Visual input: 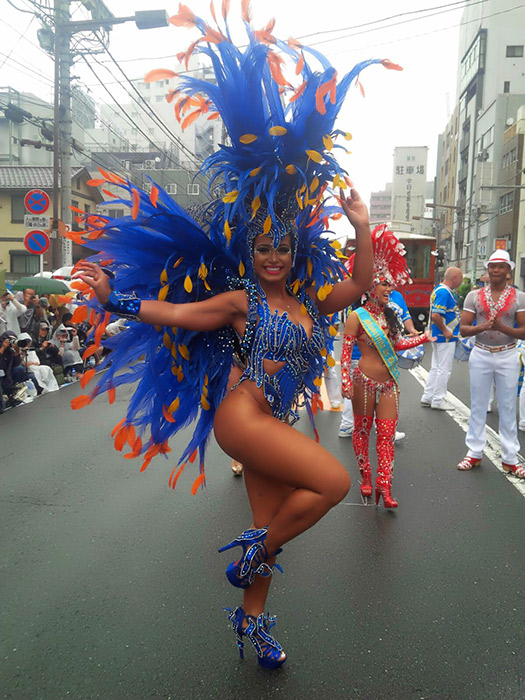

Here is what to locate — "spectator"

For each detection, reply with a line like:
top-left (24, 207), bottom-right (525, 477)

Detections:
top-left (16, 332), bottom-right (59, 394)
top-left (0, 330), bottom-right (26, 409)
top-left (19, 288), bottom-right (46, 341)
top-left (0, 291), bottom-right (27, 336)
top-left (53, 325), bottom-right (83, 380)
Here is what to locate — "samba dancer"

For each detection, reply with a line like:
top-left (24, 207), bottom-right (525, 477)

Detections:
top-left (71, 3), bottom-right (403, 669)
top-left (341, 227), bottom-right (433, 507)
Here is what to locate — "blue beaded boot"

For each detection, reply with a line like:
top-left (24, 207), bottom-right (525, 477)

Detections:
top-left (226, 606), bottom-right (286, 669)
top-left (218, 527), bottom-right (282, 589)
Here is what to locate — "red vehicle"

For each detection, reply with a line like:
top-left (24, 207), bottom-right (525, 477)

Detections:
top-left (343, 226), bottom-right (437, 330)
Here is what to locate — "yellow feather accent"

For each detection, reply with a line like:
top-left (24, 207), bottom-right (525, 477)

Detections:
top-left (345, 149), bottom-right (352, 155)
top-left (171, 345), bottom-right (178, 359)
top-left (154, 325), bottom-right (162, 332)
top-left (201, 395), bottom-right (210, 411)
top-left (309, 177), bottom-right (319, 193)
top-left (177, 370), bottom-right (184, 382)
top-left (198, 263), bottom-right (208, 279)
top-left (171, 326), bottom-right (178, 335)
top-left (184, 275), bottom-right (193, 293)
top-left (202, 384), bottom-right (208, 397)
top-left (320, 347), bottom-right (327, 357)
top-left (239, 261), bottom-right (245, 277)
top-left (299, 184), bottom-right (306, 195)
top-left (204, 374), bottom-right (208, 385)
top-left (240, 134), bottom-right (257, 144)
top-left (249, 166), bottom-right (262, 177)
top-left (178, 344), bottom-right (190, 361)
top-left (300, 303), bottom-right (308, 316)
top-left (306, 259), bottom-right (313, 277)
top-left (251, 196), bottom-right (261, 219)
top-left (296, 191), bottom-right (304, 210)
top-left (313, 376), bottom-right (322, 387)
top-left (344, 132), bottom-right (353, 141)
top-left (285, 164), bottom-right (297, 174)
top-left (171, 364), bottom-right (178, 375)
top-left (291, 279), bottom-right (300, 295)
top-left (224, 219), bottom-right (232, 243)
top-left (326, 354), bottom-right (336, 367)
top-left (317, 286), bottom-right (327, 301)
top-left (173, 256), bottom-right (183, 268)
top-left (222, 190), bottom-right (239, 204)
top-left (168, 397), bottom-right (180, 413)
top-left (306, 149), bottom-right (323, 163)
top-left (329, 325), bottom-right (337, 337)
top-left (331, 239), bottom-right (341, 249)
top-left (204, 279), bottom-right (211, 291)
top-left (158, 284), bottom-right (169, 301)
top-left (263, 214), bottom-right (272, 235)
top-left (160, 269), bottom-right (168, 284)
top-left (163, 332), bottom-right (172, 349)
top-left (323, 134), bottom-right (333, 151)
top-left (269, 126), bottom-right (287, 135)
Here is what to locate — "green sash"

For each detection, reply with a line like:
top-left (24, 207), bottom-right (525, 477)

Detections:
top-left (355, 307), bottom-right (399, 385)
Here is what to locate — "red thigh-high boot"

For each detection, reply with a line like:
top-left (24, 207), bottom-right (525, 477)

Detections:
top-left (352, 415), bottom-right (374, 498)
top-left (375, 418), bottom-right (398, 508)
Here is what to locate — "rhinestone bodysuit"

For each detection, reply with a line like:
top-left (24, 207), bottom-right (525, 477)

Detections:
top-left (235, 281), bottom-right (325, 424)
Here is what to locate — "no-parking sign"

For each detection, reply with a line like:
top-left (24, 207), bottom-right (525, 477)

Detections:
top-left (24, 189), bottom-right (50, 215)
top-left (24, 230), bottom-right (50, 255)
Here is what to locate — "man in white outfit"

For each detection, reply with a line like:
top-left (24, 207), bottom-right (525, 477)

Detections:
top-left (421, 267), bottom-right (463, 410)
top-left (457, 250), bottom-right (525, 478)
top-left (0, 291), bottom-right (27, 336)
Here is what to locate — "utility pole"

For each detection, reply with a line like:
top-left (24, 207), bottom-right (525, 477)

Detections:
top-left (471, 205), bottom-right (481, 284)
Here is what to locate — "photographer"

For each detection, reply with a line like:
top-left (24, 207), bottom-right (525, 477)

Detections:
top-left (17, 332), bottom-right (59, 394)
top-left (52, 325), bottom-right (83, 381)
top-left (0, 291), bottom-right (27, 336)
top-left (0, 331), bottom-right (26, 410)
top-left (19, 289), bottom-right (48, 342)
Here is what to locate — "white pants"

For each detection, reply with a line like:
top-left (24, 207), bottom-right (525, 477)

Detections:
top-left (324, 351), bottom-right (342, 406)
top-left (339, 359), bottom-right (359, 430)
top-left (466, 346), bottom-right (520, 463)
top-left (422, 341), bottom-right (456, 405)
top-left (30, 365), bottom-right (59, 393)
top-left (520, 379), bottom-right (525, 430)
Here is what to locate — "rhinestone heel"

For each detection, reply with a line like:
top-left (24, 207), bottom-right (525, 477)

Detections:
top-left (218, 527), bottom-right (283, 589)
top-left (226, 606), bottom-right (286, 669)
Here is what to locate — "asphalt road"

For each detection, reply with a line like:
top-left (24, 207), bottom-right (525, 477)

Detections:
top-left (1, 351), bottom-right (525, 700)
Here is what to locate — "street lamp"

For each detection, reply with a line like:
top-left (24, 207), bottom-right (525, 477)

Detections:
top-left (52, 8), bottom-right (169, 267)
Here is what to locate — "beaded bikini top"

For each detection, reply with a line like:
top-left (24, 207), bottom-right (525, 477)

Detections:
top-left (236, 280), bottom-right (325, 423)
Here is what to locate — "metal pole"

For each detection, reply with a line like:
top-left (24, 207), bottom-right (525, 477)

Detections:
top-left (471, 205), bottom-right (480, 283)
top-left (59, 0), bottom-right (72, 266)
top-left (52, 0), bottom-right (61, 270)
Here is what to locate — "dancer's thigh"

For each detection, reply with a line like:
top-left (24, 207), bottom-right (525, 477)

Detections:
top-left (214, 394), bottom-right (350, 497)
top-left (351, 382), bottom-right (375, 417)
top-left (375, 389), bottom-right (398, 420)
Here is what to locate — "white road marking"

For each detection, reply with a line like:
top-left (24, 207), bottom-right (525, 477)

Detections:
top-left (409, 365), bottom-right (525, 498)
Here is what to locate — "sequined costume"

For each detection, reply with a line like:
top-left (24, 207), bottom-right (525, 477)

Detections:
top-left (235, 281), bottom-right (324, 423)
top-left (68, 4), bottom-right (401, 491)
top-left (342, 226), bottom-right (430, 506)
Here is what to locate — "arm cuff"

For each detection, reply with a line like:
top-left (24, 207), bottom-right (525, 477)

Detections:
top-left (103, 291), bottom-right (141, 320)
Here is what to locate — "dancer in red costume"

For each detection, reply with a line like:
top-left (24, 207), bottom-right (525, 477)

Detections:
top-left (341, 226), bottom-right (434, 508)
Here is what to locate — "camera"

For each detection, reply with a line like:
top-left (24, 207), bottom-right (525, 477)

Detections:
top-left (17, 339), bottom-right (30, 348)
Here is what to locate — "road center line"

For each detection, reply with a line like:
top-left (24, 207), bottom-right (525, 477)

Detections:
top-left (409, 365), bottom-right (525, 498)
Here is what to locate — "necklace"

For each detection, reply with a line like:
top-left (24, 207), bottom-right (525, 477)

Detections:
top-left (479, 285), bottom-right (516, 319)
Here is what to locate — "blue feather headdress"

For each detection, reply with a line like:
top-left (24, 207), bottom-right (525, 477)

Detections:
top-left (69, 1), bottom-right (402, 492)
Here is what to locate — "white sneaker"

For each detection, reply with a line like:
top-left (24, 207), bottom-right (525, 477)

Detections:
top-left (519, 424), bottom-right (525, 432)
top-left (431, 402), bottom-right (451, 411)
top-left (395, 431), bottom-right (406, 442)
top-left (338, 425), bottom-right (353, 438)
top-left (420, 398), bottom-right (431, 406)
top-left (330, 401), bottom-right (342, 409)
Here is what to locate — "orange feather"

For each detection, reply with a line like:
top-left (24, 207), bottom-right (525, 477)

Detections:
top-left (221, 0), bottom-right (230, 19)
top-left (191, 471), bottom-right (206, 495)
top-left (381, 59), bottom-right (403, 71)
top-left (82, 345), bottom-right (100, 360)
top-left (108, 387), bottom-right (116, 404)
top-left (150, 186), bottom-right (159, 208)
top-left (144, 68), bottom-right (178, 83)
top-left (86, 178), bottom-right (106, 187)
top-left (162, 405), bottom-right (176, 423)
top-left (102, 189), bottom-right (118, 198)
top-left (169, 4), bottom-right (198, 27)
top-left (169, 463), bottom-right (186, 489)
top-left (111, 418), bottom-right (126, 438)
top-left (181, 110), bottom-right (202, 130)
top-left (241, 0), bottom-right (252, 23)
top-left (80, 368), bottom-right (95, 388)
top-left (71, 305), bottom-right (88, 323)
top-left (189, 448), bottom-right (198, 463)
top-left (71, 394), bottom-right (92, 410)
top-left (295, 55), bottom-right (304, 75)
top-left (131, 188), bottom-right (140, 219)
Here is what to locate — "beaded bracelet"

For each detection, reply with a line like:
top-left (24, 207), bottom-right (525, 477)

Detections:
top-left (103, 291), bottom-right (141, 320)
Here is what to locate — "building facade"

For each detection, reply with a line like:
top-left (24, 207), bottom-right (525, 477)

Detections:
top-left (391, 146), bottom-right (429, 234)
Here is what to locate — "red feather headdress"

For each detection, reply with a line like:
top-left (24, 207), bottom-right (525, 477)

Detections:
top-left (346, 224), bottom-right (412, 288)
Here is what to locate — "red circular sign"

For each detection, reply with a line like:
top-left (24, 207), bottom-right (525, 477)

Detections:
top-left (24, 189), bottom-right (50, 215)
top-left (24, 230), bottom-right (50, 255)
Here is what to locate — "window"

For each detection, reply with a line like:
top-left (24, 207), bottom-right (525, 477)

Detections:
top-left (166, 183), bottom-right (177, 194)
top-left (85, 204), bottom-right (91, 214)
top-left (113, 209), bottom-right (125, 218)
top-left (187, 183), bottom-right (200, 195)
top-left (11, 252), bottom-right (39, 274)
top-left (11, 194), bottom-right (25, 223)
top-left (72, 199), bottom-right (81, 231)
top-left (499, 191), bottom-right (515, 214)
top-left (506, 45), bottom-right (523, 57)
top-left (504, 81), bottom-right (510, 93)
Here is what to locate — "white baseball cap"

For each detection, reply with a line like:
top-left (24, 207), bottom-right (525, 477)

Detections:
top-left (485, 249), bottom-right (515, 270)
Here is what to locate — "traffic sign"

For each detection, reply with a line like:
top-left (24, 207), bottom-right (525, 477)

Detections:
top-left (24, 230), bottom-right (50, 255)
top-left (24, 189), bottom-right (50, 215)
top-left (24, 214), bottom-right (50, 229)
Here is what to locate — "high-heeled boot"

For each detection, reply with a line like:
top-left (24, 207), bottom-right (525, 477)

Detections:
top-left (226, 606), bottom-right (286, 669)
top-left (375, 417), bottom-right (398, 508)
top-left (218, 527), bottom-right (283, 589)
top-left (352, 415), bottom-right (374, 497)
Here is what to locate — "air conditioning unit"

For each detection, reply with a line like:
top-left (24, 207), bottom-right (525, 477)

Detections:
top-left (144, 160), bottom-right (155, 170)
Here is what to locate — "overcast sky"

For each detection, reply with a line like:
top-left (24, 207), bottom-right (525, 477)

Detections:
top-left (1, 0), bottom-right (475, 206)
